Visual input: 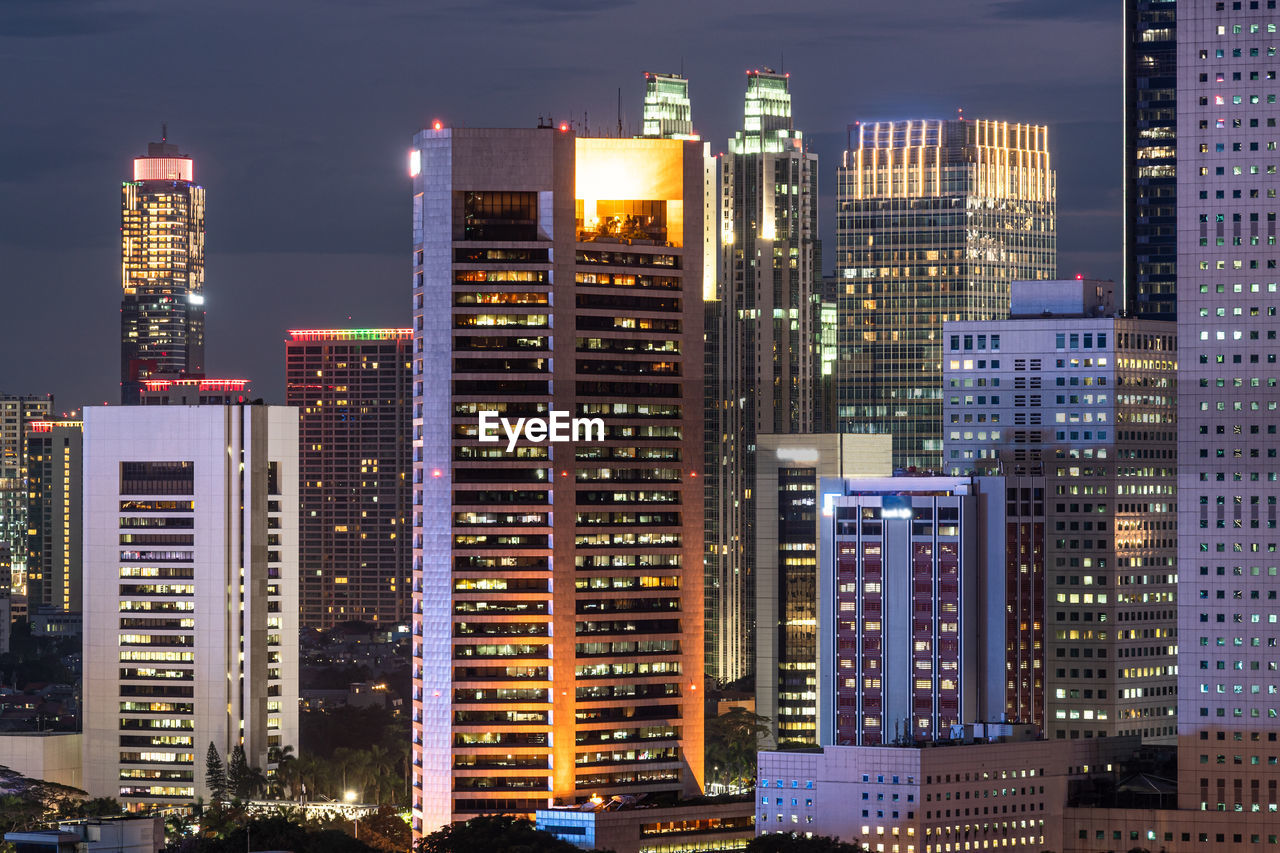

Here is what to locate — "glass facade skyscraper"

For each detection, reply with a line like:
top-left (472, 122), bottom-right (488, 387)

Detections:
top-left (641, 72), bottom-right (696, 140)
top-left (1126, 0), bottom-right (1179, 319)
top-left (706, 70), bottom-right (824, 685)
top-left (835, 118), bottom-right (1056, 471)
top-left (120, 135), bottom-right (206, 405)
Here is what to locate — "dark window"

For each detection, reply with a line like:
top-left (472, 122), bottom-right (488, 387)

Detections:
top-left (457, 191), bottom-right (538, 241)
top-left (120, 462), bottom-right (194, 496)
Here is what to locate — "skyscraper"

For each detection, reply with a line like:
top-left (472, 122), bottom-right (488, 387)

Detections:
top-left (409, 126), bottom-right (709, 833)
top-left (1125, 0), bottom-right (1178, 318)
top-left (836, 118), bottom-right (1056, 471)
top-left (706, 70), bottom-right (823, 685)
top-left (944, 280), bottom-right (1177, 743)
top-left (25, 418), bottom-right (83, 615)
top-left (120, 133), bottom-right (206, 405)
top-left (81, 405), bottom-right (299, 808)
top-left (753, 434), bottom-right (891, 747)
top-left (0, 394), bottom-right (54, 602)
top-left (641, 72), bottom-right (697, 140)
top-left (1176, 0), bottom-right (1280, 815)
top-left (285, 328), bottom-right (412, 628)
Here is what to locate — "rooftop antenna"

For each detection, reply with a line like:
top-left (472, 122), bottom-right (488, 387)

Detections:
top-left (161, 122), bottom-right (168, 143)
top-left (617, 87), bottom-right (623, 138)
top-left (780, 49), bottom-right (784, 74)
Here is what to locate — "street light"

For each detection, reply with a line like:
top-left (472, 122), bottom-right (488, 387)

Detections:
top-left (344, 790), bottom-right (357, 803)
top-left (344, 791), bottom-right (359, 840)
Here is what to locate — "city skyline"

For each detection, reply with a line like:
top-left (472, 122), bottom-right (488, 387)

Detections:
top-left (2, 1), bottom-right (1119, 412)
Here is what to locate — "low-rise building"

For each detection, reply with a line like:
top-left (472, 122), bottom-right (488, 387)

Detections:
top-left (537, 796), bottom-right (755, 853)
top-left (5, 816), bottom-right (162, 853)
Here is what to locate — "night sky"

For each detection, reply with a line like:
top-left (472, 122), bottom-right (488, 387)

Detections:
top-left (1, 0), bottom-right (1118, 412)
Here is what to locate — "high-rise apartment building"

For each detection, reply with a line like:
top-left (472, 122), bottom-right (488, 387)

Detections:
top-left (835, 118), bottom-right (1056, 471)
top-left (944, 280), bottom-right (1178, 743)
top-left (1125, 0), bottom-right (1179, 318)
top-left (753, 434), bottom-right (891, 747)
top-left (706, 70), bottom-right (824, 684)
top-left (82, 405), bottom-right (299, 808)
top-left (1176, 0), bottom-right (1280, 816)
top-left (26, 419), bottom-right (82, 615)
top-left (0, 394), bottom-right (54, 599)
top-left (815, 476), bottom-right (1040, 746)
top-left (641, 72), bottom-right (697, 140)
top-left (120, 134), bottom-right (205, 405)
top-left (409, 127), bottom-right (709, 833)
top-left (286, 328), bottom-right (412, 628)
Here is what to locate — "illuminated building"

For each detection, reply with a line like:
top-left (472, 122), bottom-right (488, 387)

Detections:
top-left (0, 394), bottom-right (54, 601)
top-left (409, 126), bottom-right (710, 833)
top-left (815, 475), bottom-right (1040, 745)
top-left (706, 69), bottom-right (825, 685)
top-left (537, 797), bottom-right (755, 853)
top-left (1125, 0), bottom-right (1178, 318)
top-left (753, 434), bottom-right (891, 747)
top-left (120, 133), bottom-right (205, 405)
top-left (943, 280), bottom-right (1177, 744)
top-left (137, 377), bottom-right (250, 405)
top-left (25, 420), bottom-right (82, 615)
top-left (836, 118), bottom-right (1056, 471)
top-left (285, 328), bottom-right (412, 628)
top-left (81, 405), bottom-right (299, 808)
top-left (1175, 0), bottom-right (1280, 820)
top-left (641, 72), bottom-right (697, 140)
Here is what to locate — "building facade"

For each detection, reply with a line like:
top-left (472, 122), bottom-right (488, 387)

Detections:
top-left (120, 135), bottom-right (205, 405)
top-left (137, 378), bottom-right (249, 406)
top-left (0, 395), bottom-right (54, 602)
top-left (25, 419), bottom-right (82, 615)
top-left (641, 72), bottom-right (697, 140)
top-left (817, 476), bottom-right (1041, 746)
top-left (944, 280), bottom-right (1178, 744)
top-left (81, 405), bottom-right (299, 807)
top-left (706, 70), bottom-right (824, 685)
top-left (1125, 0), bottom-right (1179, 318)
top-left (1176, 0), bottom-right (1280, 817)
top-left (285, 328), bottom-right (412, 628)
top-left (409, 127), bottom-right (709, 833)
top-left (753, 434), bottom-right (891, 747)
top-left (835, 118), bottom-right (1056, 471)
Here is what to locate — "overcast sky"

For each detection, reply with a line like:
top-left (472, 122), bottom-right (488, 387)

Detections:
top-left (0, 0), bottom-right (1119, 411)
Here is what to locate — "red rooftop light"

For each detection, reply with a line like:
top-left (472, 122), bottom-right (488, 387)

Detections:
top-left (433, 120), bottom-right (443, 131)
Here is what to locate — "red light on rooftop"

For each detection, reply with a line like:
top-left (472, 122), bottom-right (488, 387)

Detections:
top-left (433, 120), bottom-right (442, 131)
top-left (559, 123), bottom-right (568, 132)
top-left (1076, 274), bottom-right (1084, 280)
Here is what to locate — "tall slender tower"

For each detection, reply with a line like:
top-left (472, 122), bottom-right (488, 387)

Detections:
top-left (706, 70), bottom-right (823, 685)
top-left (409, 126), bottom-right (709, 834)
top-left (120, 132), bottom-right (206, 405)
top-left (1125, 0), bottom-right (1178, 318)
top-left (836, 118), bottom-right (1056, 471)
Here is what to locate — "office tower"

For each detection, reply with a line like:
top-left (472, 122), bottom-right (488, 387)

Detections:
top-left (138, 378), bottom-right (250, 405)
top-left (120, 133), bottom-right (206, 405)
top-left (836, 118), bottom-right (1056, 471)
top-left (641, 72), bottom-right (697, 140)
top-left (81, 405), bottom-right (299, 808)
top-left (944, 280), bottom-right (1178, 744)
top-left (25, 419), bottom-right (82, 615)
top-left (706, 69), bottom-right (823, 685)
top-left (0, 394), bottom-right (54, 599)
top-left (815, 475), bottom-right (1039, 745)
top-left (1177, 0), bottom-right (1280, 817)
top-left (1125, 0), bottom-right (1178, 318)
top-left (753, 434), bottom-right (891, 747)
top-left (285, 328), bottom-right (412, 628)
top-left (409, 126), bottom-right (709, 833)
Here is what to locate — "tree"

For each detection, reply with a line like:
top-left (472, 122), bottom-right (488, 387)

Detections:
top-left (747, 833), bottom-right (868, 853)
top-left (227, 745), bottom-right (252, 801)
top-left (415, 815), bottom-right (607, 853)
top-left (205, 743), bottom-right (227, 805)
top-left (706, 707), bottom-right (772, 789)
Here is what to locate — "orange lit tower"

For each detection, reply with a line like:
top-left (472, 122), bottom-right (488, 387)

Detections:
top-left (120, 131), bottom-right (205, 405)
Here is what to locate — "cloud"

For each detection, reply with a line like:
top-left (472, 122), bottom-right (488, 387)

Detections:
top-left (991, 0), bottom-right (1117, 22)
top-left (0, 0), bottom-right (144, 38)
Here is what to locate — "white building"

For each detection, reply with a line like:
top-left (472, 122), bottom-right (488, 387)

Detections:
top-left (81, 405), bottom-right (299, 808)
